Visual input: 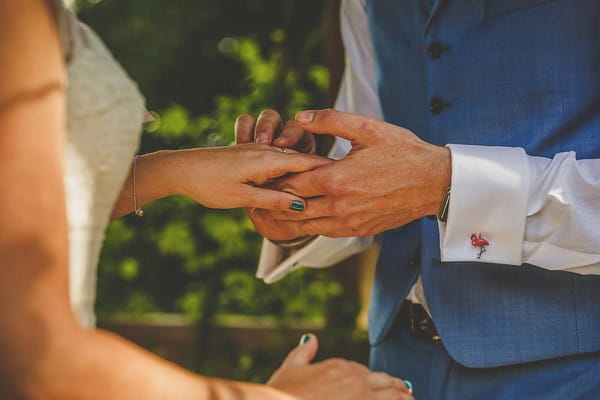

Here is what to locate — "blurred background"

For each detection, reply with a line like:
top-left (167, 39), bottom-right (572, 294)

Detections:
top-left (72, 0), bottom-right (379, 383)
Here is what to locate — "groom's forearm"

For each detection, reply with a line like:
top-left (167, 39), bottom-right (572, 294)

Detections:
top-left (110, 150), bottom-right (178, 219)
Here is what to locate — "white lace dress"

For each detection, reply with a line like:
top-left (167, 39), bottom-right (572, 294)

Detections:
top-left (54, 2), bottom-right (145, 327)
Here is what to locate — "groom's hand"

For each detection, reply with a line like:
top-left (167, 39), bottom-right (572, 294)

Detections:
top-left (235, 110), bottom-right (317, 241)
top-left (255, 109), bottom-right (452, 238)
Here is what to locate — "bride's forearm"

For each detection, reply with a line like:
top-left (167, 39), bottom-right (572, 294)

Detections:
top-left (111, 150), bottom-right (180, 219)
top-left (11, 319), bottom-right (293, 399)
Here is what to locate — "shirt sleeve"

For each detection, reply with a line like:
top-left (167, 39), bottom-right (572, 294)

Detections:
top-left (256, 0), bottom-right (383, 283)
top-left (439, 145), bottom-right (600, 275)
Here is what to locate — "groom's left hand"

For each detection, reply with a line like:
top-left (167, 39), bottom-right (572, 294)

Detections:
top-left (255, 109), bottom-right (452, 238)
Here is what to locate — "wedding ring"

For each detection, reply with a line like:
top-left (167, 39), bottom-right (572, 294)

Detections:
top-left (280, 147), bottom-right (287, 153)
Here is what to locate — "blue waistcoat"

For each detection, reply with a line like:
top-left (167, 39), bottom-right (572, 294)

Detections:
top-left (366, 0), bottom-right (600, 368)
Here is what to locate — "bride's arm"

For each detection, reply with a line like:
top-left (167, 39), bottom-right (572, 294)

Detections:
top-left (0, 1), bottom-right (289, 399)
top-left (110, 146), bottom-right (333, 219)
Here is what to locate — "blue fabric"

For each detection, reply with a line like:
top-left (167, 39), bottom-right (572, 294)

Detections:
top-left (366, 0), bottom-right (600, 373)
top-left (370, 316), bottom-right (600, 400)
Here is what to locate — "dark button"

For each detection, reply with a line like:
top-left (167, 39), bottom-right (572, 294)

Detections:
top-left (427, 42), bottom-right (444, 59)
top-left (429, 97), bottom-right (451, 115)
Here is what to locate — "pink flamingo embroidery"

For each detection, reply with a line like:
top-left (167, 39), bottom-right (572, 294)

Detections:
top-left (471, 233), bottom-right (490, 259)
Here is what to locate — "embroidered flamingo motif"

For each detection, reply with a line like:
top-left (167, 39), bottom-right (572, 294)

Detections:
top-left (471, 233), bottom-right (489, 259)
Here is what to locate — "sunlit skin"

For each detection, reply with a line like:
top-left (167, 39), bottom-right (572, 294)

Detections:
top-left (0, 1), bottom-right (413, 399)
top-left (235, 109), bottom-right (451, 240)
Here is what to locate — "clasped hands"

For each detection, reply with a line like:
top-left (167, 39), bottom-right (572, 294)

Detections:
top-left (236, 109), bottom-right (452, 241)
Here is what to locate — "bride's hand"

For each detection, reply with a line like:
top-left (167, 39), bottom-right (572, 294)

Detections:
top-left (268, 334), bottom-right (413, 400)
top-left (165, 144), bottom-right (332, 210)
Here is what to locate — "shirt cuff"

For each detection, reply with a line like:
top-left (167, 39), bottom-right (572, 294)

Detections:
top-left (439, 144), bottom-right (530, 265)
top-left (256, 236), bottom-right (374, 284)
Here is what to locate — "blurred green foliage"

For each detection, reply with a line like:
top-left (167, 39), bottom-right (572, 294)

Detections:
top-left (76, 0), bottom-right (364, 382)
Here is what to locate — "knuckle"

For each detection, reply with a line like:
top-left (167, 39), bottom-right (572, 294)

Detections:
top-left (357, 117), bottom-right (377, 134)
top-left (328, 201), bottom-right (346, 217)
top-left (321, 177), bottom-right (340, 195)
top-left (271, 197), bottom-right (285, 211)
top-left (300, 220), bottom-right (318, 236)
top-left (318, 108), bottom-right (337, 123)
top-left (325, 358), bottom-right (347, 370)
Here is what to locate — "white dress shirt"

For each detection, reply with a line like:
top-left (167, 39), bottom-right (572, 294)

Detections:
top-left (256, 0), bottom-right (600, 284)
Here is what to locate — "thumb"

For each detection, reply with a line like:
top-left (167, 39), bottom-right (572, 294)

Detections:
top-left (295, 108), bottom-right (383, 145)
top-left (241, 185), bottom-right (308, 212)
top-left (280, 334), bottom-right (319, 368)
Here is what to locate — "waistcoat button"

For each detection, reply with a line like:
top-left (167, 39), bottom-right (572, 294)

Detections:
top-left (427, 42), bottom-right (445, 59)
top-left (429, 97), bottom-right (450, 114)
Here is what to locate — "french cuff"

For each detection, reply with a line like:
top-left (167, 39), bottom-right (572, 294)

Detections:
top-left (438, 144), bottom-right (530, 265)
top-left (256, 236), bottom-right (374, 284)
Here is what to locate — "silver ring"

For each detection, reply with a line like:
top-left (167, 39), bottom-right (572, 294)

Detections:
top-left (280, 147), bottom-right (287, 153)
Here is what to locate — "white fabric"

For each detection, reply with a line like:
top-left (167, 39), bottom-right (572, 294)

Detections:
top-left (439, 145), bottom-right (530, 265)
top-left (55, 3), bottom-right (145, 327)
top-left (256, 0), bottom-right (600, 284)
top-left (443, 147), bottom-right (600, 274)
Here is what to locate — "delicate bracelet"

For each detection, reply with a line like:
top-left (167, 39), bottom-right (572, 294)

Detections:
top-left (132, 155), bottom-right (144, 217)
top-left (437, 187), bottom-right (451, 222)
top-left (271, 235), bottom-right (317, 249)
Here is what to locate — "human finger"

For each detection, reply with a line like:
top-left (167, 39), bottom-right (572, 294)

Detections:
top-left (254, 152), bottom-right (333, 184)
top-left (240, 185), bottom-right (308, 212)
top-left (279, 333), bottom-right (319, 368)
top-left (367, 374), bottom-right (411, 394)
top-left (273, 120), bottom-right (315, 153)
top-left (269, 167), bottom-right (331, 198)
top-left (295, 108), bottom-right (390, 145)
top-left (235, 114), bottom-right (256, 144)
top-left (255, 109), bottom-right (284, 144)
top-left (294, 216), bottom-right (376, 238)
top-left (259, 196), bottom-right (361, 221)
top-left (372, 387), bottom-right (414, 400)
top-left (252, 212), bottom-right (326, 237)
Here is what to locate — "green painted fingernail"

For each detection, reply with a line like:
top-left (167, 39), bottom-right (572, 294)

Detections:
top-left (403, 380), bottom-right (413, 391)
top-left (290, 200), bottom-right (305, 212)
top-left (300, 334), bottom-right (311, 345)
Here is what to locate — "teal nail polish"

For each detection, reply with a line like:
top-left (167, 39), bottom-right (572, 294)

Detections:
top-left (299, 334), bottom-right (311, 345)
top-left (290, 200), bottom-right (305, 212)
top-left (403, 380), bottom-right (413, 391)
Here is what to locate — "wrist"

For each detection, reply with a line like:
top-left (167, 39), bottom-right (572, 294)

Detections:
top-left (136, 150), bottom-right (180, 201)
top-left (426, 145), bottom-right (452, 216)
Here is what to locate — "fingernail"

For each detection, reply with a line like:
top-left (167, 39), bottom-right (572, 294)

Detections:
top-left (403, 380), bottom-right (413, 393)
top-left (295, 111), bottom-right (315, 124)
top-left (299, 334), bottom-right (311, 345)
top-left (255, 133), bottom-right (269, 144)
top-left (290, 200), bottom-right (305, 212)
